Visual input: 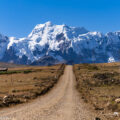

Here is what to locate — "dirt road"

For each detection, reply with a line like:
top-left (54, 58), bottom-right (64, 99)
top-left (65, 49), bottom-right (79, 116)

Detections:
top-left (0, 66), bottom-right (97, 120)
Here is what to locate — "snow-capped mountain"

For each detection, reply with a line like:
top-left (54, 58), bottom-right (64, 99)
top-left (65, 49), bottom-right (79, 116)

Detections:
top-left (0, 21), bottom-right (120, 65)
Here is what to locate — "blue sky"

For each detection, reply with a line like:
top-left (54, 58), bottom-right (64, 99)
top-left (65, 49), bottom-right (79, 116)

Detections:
top-left (0, 0), bottom-right (120, 37)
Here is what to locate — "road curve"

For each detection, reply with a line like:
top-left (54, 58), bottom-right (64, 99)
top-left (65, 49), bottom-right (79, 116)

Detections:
top-left (0, 66), bottom-right (96, 120)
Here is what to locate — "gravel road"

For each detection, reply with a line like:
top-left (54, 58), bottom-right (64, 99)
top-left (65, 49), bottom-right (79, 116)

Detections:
top-left (0, 66), bottom-right (98, 120)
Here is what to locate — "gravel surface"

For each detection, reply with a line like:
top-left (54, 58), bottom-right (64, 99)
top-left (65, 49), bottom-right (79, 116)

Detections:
top-left (0, 66), bottom-right (98, 120)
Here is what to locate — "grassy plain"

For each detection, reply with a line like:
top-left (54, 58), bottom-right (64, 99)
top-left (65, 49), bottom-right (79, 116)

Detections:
top-left (74, 63), bottom-right (120, 120)
top-left (0, 64), bottom-right (65, 108)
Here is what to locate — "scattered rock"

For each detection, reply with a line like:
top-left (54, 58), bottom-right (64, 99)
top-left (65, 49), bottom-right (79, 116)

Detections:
top-left (94, 106), bottom-right (104, 111)
top-left (3, 95), bottom-right (20, 105)
top-left (113, 112), bottom-right (119, 117)
top-left (18, 80), bottom-right (22, 82)
top-left (3, 95), bottom-right (13, 104)
top-left (95, 117), bottom-right (101, 120)
top-left (22, 95), bottom-right (30, 99)
top-left (115, 98), bottom-right (120, 103)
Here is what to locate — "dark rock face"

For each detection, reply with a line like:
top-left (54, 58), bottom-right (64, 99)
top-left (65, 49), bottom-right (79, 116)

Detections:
top-left (31, 56), bottom-right (59, 66)
top-left (1, 47), bottom-right (31, 65)
top-left (56, 33), bottom-right (65, 42)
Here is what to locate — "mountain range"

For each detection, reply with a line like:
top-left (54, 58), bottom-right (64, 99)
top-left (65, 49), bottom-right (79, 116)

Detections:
top-left (0, 21), bottom-right (120, 65)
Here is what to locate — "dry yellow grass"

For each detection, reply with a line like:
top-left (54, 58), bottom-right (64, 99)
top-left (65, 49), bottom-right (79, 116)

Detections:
top-left (0, 64), bottom-right (65, 108)
top-left (74, 63), bottom-right (120, 120)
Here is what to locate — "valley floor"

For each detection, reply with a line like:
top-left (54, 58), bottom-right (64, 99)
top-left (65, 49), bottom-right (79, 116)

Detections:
top-left (0, 66), bottom-right (102, 120)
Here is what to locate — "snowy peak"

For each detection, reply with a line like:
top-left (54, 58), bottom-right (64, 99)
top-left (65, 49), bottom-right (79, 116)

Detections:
top-left (0, 22), bottom-right (120, 65)
top-left (28, 21), bottom-right (89, 40)
top-left (45, 21), bottom-right (52, 26)
top-left (27, 22), bottom-right (89, 53)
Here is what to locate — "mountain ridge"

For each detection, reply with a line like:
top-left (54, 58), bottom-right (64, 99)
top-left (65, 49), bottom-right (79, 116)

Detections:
top-left (0, 21), bottom-right (120, 65)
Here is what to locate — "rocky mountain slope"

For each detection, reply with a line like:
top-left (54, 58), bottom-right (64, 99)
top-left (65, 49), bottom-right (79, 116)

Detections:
top-left (0, 21), bottom-right (120, 65)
